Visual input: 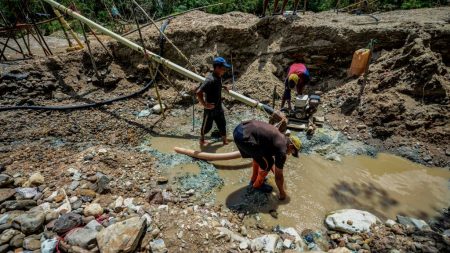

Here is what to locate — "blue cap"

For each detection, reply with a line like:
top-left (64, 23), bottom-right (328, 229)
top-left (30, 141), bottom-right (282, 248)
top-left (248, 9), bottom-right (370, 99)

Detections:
top-left (213, 57), bottom-right (231, 68)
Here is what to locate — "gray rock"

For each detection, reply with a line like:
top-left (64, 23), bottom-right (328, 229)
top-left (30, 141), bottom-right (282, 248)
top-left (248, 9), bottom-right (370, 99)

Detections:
top-left (0, 200), bottom-right (37, 211)
top-left (251, 234), bottom-right (280, 253)
top-left (443, 229), bottom-right (450, 246)
top-left (53, 213), bottom-right (82, 235)
top-left (16, 188), bottom-right (38, 199)
top-left (45, 211), bottom-right (59, 223)
top-left (396, 215), bottom-right (430, 231)
top-left (239, 241), bottom-right (249, 250)
top-left (83, 203), bottom-right (103, 217)
top-left (0, 189), bottom-right (16, 203)
top-left (71, 199), bottom-right (82, 210)
top-left (0, 174), bottom-right (14, 188)
top-left (150, 239), bottom-right (167, 253)
top-left (385, 219), bottom-right (397, 228)
top-left (0, 228), bottom-right (20, 244)
top-left (23, 236), bottom-right (41, 251)
top-left (28, 172), bottom-right (45, 186)
top-left (85, 220), bottom-right (103, 231)
top-left (41, 238), bottom-right (58, 253)
top-left (283, 239), bottom-right (293, 249)
top-left (216, 227), bottom-right (249, 244)
top-left (325, 209), bottom-right (380, 234)
top-left (152, 104), bottom-right (167, 114)
top-left (0, 244), bottom-right (8, 253)
top-left (0, 211), bottom-right (24, 226)
top-left (69, 181), bottom-right (80, 191)
top-left (95, 173), bottom-right (110, 194)
top-left (12, 208), bottom-right (46, 234)
top-left (137, 109), bottom-right (151, 117)
top-left (9, 231), bottom-right (25, 248)
top-left (278, 227), bottom-right (307, 250)
top-left (96, 217), bottom-right (146, 253)
top-left (65, 225), bottom-right (98, 249)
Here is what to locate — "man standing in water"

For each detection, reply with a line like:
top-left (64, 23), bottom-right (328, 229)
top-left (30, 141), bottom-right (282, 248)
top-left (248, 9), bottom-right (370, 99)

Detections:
top-left (196, 57), bottom-right (231, 146)
top-left (233, 120), bottom-right (301, 200)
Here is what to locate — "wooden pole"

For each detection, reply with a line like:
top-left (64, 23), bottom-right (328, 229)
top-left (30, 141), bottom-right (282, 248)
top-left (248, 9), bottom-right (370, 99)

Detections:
top-left (53, 8), bottom-right (84, 49)
top-left (303, 0), bottom-right (307, 15)
top-left (80, 22), bottom-right (101, 82)
top-left (132, 5), bottom-right (165, 117)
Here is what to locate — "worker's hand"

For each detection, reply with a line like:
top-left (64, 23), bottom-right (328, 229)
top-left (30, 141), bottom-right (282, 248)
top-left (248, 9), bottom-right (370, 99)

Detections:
top-left (223, 85), bottom-right (231, 93)
top-left (204, 103), bottom-right (215, 109)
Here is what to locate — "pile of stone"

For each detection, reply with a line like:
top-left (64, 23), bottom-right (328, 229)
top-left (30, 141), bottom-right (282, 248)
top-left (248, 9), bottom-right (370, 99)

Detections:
top-left (0, 171), bottom-right (169, 253)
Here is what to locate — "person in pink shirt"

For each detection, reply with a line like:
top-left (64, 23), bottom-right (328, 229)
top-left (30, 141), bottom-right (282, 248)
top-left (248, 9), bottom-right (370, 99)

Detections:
top-left (281, 63), bottom-right (310, 110)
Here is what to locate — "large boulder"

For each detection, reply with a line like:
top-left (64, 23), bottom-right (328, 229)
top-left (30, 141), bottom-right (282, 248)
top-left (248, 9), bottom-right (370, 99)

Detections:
top-left (325, 209), bottom-right (380, 234)
top-left (12, 208), bottom-right (46, 234)
top-left (96, 217), bottom-right (146, 253)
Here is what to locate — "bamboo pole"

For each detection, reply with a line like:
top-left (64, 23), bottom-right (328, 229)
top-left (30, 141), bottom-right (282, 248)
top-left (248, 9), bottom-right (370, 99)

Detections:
top-left (53, 8), bottom-right (84, 49)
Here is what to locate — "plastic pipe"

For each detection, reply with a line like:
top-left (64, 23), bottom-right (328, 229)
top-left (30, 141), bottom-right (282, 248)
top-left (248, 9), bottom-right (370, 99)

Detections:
top-left (174, 147), bottom-right (242, 161)
top-left (41, 0), bottom-right (274, 115)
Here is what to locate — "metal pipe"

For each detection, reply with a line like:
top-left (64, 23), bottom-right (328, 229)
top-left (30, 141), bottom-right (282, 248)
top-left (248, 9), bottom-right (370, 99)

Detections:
top-left (42, 0), bottom-right (274, 114)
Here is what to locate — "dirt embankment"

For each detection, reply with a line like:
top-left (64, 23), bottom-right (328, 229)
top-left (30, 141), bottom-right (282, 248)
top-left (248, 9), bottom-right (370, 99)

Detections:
top-left (113, 8), bottom-right (450, 166)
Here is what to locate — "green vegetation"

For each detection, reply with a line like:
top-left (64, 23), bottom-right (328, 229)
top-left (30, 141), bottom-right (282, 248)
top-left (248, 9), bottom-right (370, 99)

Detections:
top-left (0, 0), bottom-right (445, 34)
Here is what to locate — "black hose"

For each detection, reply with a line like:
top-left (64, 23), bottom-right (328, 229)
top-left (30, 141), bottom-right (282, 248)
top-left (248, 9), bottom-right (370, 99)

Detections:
top-left (0, 79), bottom-right (154, 111)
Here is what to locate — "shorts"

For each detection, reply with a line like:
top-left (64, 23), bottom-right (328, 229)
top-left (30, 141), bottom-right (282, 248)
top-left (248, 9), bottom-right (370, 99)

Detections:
top-left (201, 109), bottom-right (226, 136)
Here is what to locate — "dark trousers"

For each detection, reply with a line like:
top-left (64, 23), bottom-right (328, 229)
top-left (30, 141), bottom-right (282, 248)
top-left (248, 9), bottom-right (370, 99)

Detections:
top-left (233, 124), bottom-right (274, 171)
top-left (201, 109), bottom-right (226, 137)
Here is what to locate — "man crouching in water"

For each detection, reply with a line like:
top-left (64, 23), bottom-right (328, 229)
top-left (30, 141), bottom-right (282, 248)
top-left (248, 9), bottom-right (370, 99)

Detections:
top-left (196, 57), bottom-right (231, 146)
top-left (233, 120), bottom-right (301, 200)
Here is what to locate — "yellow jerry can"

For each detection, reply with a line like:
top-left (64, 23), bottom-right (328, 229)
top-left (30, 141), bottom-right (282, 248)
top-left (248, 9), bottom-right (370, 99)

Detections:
top-left (348, 48), bottom-right (371, 76)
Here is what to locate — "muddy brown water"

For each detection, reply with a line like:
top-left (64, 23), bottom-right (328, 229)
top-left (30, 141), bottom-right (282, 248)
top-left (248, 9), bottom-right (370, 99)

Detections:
top-left (150, 137), bottom-right (450, 232)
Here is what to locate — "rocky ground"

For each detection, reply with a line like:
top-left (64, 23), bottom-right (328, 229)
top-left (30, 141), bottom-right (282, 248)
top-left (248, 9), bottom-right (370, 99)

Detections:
top-left (0, 6), bottom-right (449, 253)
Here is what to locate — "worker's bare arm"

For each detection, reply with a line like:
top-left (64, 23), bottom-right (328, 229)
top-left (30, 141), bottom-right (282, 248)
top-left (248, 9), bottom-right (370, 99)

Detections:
top-left (196, 90), bottom-right (214, 109)
top-left (274, 167), bottom-right (287, 200)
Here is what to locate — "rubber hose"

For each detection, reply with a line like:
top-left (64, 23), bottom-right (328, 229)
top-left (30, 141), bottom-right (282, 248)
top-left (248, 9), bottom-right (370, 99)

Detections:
top-left (174, 147), bottom-right (242, 161)
top-left (0, 79), bottom-right (154, 111)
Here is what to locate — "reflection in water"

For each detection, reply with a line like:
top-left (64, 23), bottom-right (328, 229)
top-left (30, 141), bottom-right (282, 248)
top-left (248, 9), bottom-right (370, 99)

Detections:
top-left (329, 181), bottom-right (399, 219)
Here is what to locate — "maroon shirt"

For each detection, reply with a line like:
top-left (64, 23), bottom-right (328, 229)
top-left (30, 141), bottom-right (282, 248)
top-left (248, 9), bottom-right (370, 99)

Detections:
top-left (242, 120), bottom-right (287, 169)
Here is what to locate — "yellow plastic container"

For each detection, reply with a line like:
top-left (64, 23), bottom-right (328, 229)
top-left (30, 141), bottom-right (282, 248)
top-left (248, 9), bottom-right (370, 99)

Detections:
top-left (348, 48), bottom-right (371, 76)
